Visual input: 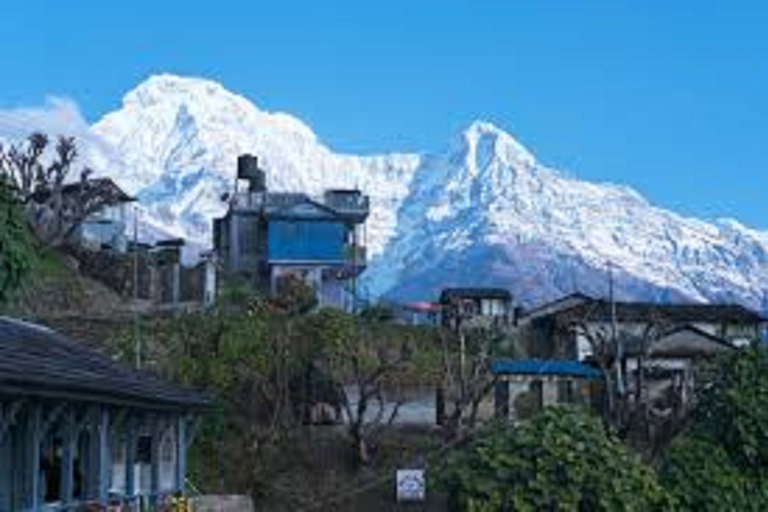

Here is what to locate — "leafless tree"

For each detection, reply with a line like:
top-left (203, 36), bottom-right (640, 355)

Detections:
top-left (335, 330), bottom-right (412, 466)
top-left (0, 133), bottom-right (128, 247)
top-left (566, 303), bottom-right (669, 433)
top-left (438, 327), bottom-right (497, 441)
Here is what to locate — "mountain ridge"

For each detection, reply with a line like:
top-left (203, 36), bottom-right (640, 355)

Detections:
top-left (30, 74), bottom-right (768, 310)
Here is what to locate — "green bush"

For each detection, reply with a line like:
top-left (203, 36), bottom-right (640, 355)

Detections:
top-left (661, 436), bottom-right (759, 511)
top-left (691, 346), bottom-right (768, 473)
top-left (0, 176), bottom-right (33, 301)
top-left (438, 406), bottom-right (672, 512)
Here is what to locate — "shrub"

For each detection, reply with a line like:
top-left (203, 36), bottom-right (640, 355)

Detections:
top-left (661, 436), bottom-right (758, 511)
top-left (438, 406), bottom-right (672, 512)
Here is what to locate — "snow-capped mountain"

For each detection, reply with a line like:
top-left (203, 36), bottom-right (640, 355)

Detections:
top-left (82, 74), bottom-right (768, 310)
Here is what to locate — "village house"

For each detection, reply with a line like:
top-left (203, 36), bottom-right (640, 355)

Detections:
top-left (30, 177), bottom-right (136, 252)
top-left (0, 316), bottom-right (209, 510)
top-left (503, 293), bottom-right (765, 419)
top-left (213, 154), bottom-right (369, 311)
top-left (492, 359), bottom-right (602, 421)
top-left (438, 287), bottom-right (515, 332)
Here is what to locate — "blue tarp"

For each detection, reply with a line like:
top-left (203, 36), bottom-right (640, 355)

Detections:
top-left (491, 359), bottom-right (601, 379)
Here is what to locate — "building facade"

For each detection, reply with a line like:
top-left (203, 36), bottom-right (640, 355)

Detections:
top-left (214, 155), bottom-right (369, 311)
top-left (0, 317), bottom-right (208, 510)
top-left (438, 288), bottom-right (514, 332)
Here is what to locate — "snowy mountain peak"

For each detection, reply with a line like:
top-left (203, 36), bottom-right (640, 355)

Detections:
top-left (124, 74), bottom-right (233, 109)
top-left (458, 120), bottom-right (537, 169)
top-left (85, 74), bottom-right (768, 311)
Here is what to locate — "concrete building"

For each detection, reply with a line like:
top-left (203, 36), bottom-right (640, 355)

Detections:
top-left (213, 155), bottom-right (369, 311)
top-left (438, 288), bottom-right (514, 332)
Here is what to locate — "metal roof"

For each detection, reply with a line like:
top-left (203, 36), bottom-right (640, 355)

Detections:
top-left (492, 359), bottom-right (602, 379)
top-left (523, 293), bottom-right (765, 324)
top-left (0, 316), bottom-right (210, 410)
top-left (439, 288), bottom-right (513, 302)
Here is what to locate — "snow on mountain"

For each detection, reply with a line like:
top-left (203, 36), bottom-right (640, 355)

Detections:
top-left (85, 74), bottom-right (768, 309)
top-left (93, 74), bottom-right (419, 259)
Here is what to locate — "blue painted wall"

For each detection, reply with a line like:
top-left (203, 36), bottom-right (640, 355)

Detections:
top-left (268, 220), bottom-right (347, 262)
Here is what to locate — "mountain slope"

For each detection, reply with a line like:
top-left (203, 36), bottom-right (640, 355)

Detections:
top-left (90, 74), bottom-right (768, 310)
top-left (93, 74), bottom-right (419, 259)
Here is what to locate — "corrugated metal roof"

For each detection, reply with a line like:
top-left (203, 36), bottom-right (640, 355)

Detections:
top-left (0, 316), bottom-right (210, 410)
top-left (491, 359), bottom-right (602, 379)
top-left (522, 293), bottom-right (765, 324)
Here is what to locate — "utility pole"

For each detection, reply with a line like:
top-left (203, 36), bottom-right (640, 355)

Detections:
top-left (608, 261), bottom-right (624, 397)
top-left (133, 206), bottom-right (142, 370)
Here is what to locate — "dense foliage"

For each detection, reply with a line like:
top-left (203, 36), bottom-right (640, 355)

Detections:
top-left (659, 346), bottom-right (768, 510)
top-left (690, 345), bottom-right (768, 471)
top-left (0, 177), bottom-right (33, 301)
top-left (439, 406), bottom-right (672, 512)
top-left (661, 436), bottom-right (758, 511)
top-left (110, 303), bottom-right (441, 497)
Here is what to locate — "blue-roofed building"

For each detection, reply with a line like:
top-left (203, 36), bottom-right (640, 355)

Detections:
top-left (213, 155), bottom-right (369, 311)
top-left (491, 359), bottom-right (603, 420)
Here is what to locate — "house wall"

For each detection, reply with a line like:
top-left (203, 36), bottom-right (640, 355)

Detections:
top-left (495, 376), bottom-right (595, 421)
top-left (268, 220), bottom-right (348, 263)
top-left (574, 320), bottom-right (745, 361)
top-left (0, 397), bottom-right (192, 510)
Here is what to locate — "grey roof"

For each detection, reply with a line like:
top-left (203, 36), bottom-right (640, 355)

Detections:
top-left (618, 325), bottom-right (737, 359)
top-left (524, 293), bottom-right (765, 324)
top-left (0, 317), bottom-right (210, 410)
top-left (439, 288), bottom-right (513, 303)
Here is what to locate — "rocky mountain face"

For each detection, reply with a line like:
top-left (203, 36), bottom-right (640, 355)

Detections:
top-left (53, 74), bottom-right (768, 309)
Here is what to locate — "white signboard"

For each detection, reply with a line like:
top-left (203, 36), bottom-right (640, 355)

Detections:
top-left (396, 469), bottom-right (426, 502)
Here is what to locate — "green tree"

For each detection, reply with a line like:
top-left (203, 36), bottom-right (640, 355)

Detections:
top-left (438, 406), bottom-right (672, 512)
top-left (661, 436), bottom-right (759, 511)
top-left (656, 346), bottom-right (768, 510)
top-left (0, 176), bottom-right (33, 301)
top-left (691, 345), bottom-right (768, 472)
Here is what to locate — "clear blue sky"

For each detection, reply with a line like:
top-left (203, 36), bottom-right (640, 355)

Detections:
top-left (3, 1), bottom-right (768, 228)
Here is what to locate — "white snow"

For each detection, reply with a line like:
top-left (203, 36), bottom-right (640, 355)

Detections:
top-left (6, 73), bottom-right (765, 310)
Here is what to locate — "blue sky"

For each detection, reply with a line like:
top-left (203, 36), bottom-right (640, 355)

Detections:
top-left (3, 1), bottom-right (768, 228)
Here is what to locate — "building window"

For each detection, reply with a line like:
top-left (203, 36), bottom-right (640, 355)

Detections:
top-left (494, 380), bottom-right (510, 418)
top-left (557, 379), bottom-right (575, 403)
top-left (136, 436), bottom-right (152, 464)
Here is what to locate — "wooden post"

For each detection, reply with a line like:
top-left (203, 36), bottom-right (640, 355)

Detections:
top-left (150, 417), bottom-right (162, 505)
top-left (125, 414), bottom-right (136, 505)
top-left (96, 406), bottom-right (111, 506)
top-left (28, 403), bottom-right (42, 511)
top-left (175, 416), bottom-right (187, 493)
top-left (0, 411), bottom-right (10, 512)
top-left (60, 407), bottom-right (76, 507)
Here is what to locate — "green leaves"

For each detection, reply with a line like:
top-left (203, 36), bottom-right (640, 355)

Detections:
top-left (0, 176), bottom-right (33, 302)
top-left (661, 436), bottom-right (753, 511)
top-left (438, 407), bottom-right (672, 512)
top-left (691, 346), bottom-right (768, 472)
top-left (658, 346), bottom-right (768, 510)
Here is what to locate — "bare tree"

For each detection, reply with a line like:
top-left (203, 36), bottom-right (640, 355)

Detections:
top-left (566, 303), bottom-right (669, 433)
top-left (0, 133), bottom-right (128, 247)
top-left (438, 327), bottom-right (497, 441)
top-left (335, 329), bottom-right (412, 466)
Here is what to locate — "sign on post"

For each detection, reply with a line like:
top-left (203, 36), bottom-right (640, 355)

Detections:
top-left (396, 469), bottom-right (426, 502)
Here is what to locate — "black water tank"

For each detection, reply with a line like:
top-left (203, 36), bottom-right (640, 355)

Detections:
top-left (237, 154), bottom-right (266, 192)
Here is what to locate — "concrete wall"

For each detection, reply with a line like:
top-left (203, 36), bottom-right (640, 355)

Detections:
top-left (190, 495), bottom-right (255, 512)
